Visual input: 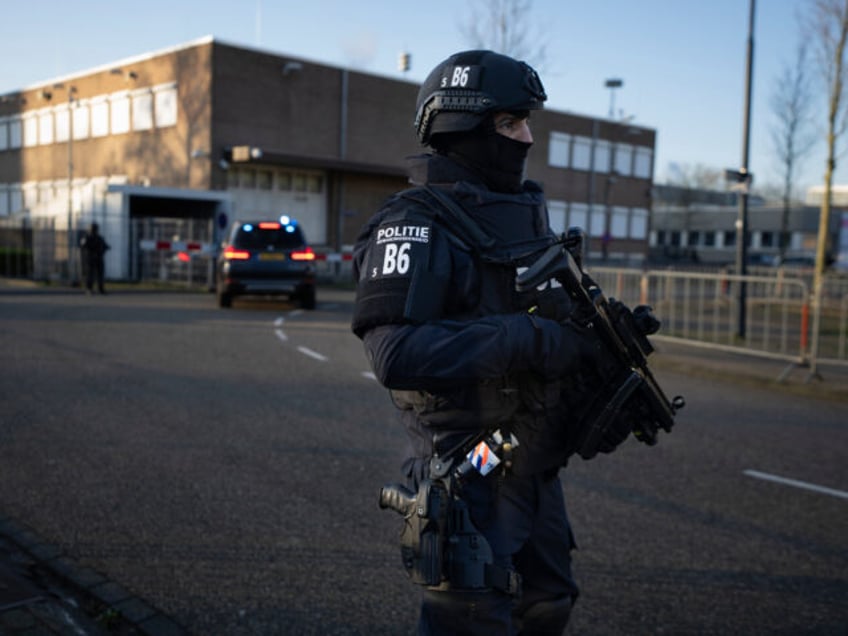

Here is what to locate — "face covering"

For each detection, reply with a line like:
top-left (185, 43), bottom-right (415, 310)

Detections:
top-left (444, 129), bottom-right (533, 194)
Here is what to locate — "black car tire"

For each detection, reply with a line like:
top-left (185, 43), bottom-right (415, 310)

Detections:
top-left (218, 288), bottom-right (233, 308)
top-left (300, 285), bottom-right (316, 310)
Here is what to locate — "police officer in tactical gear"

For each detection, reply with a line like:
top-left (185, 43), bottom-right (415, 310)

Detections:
top-left (352, 50), bottom-right (611, 635)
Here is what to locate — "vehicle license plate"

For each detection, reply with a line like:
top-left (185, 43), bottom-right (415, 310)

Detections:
top-left (259, 253), bottom-right (286, 261)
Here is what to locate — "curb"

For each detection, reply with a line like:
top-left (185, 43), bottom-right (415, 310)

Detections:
top-left (0, 515), bottom-right (185, 635)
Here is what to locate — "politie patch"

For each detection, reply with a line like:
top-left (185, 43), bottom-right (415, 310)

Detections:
top-left (366, 219), bottom-right (432, 280)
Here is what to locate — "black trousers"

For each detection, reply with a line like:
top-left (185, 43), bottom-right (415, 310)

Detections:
top-left (86, 258), bottom-right (105, 292)
top-left (418, 471), bottom-right (578, 635)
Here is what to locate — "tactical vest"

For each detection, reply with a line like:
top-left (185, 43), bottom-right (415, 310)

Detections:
top-left (352, 181), bottom-right (576, 471)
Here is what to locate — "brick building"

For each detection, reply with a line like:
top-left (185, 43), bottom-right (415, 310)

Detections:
top-left (0, 36), bottom-right (657, 282)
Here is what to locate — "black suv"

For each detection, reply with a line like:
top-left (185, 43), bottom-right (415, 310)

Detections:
top-left (216, 219), bottom-right (316, 309)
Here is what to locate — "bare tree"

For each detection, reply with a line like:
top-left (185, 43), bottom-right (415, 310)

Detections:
top-left (665, 161), bottom-right (724, 191)
top-left (461, 0), bottom-right (548, 69)
top-left (770, 42), bottom-right (818, 258)
top-left (802, 0), bottom-right (848, 375)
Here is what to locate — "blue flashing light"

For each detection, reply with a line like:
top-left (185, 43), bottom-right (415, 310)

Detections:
top-left (243, 223), bottom-right (254, 232)
top-left (285, 225), bottom-right (295, 233)
top-left (279, 215), bottom-right (290, 225)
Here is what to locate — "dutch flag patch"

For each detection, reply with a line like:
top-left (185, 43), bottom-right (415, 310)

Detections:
top-left (467, 440), bottom-right (501, 476)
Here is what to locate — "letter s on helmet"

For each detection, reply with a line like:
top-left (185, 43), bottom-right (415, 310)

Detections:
top-left (414, 50), bottom-right (547, 146)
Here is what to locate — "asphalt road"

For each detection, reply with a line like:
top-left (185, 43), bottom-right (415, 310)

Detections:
top-left (0, 287), bottom-right (846, 635)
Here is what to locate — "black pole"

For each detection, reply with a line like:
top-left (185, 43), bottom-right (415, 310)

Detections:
top-left (736, 0), bottom-right (755, 339)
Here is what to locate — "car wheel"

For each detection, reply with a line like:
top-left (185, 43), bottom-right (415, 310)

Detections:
top-left (300, 286), bottom-right (316, 310)
top-left (218, 289), bottom-right (232, 308)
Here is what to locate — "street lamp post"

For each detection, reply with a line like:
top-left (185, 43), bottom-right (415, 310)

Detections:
top-left (67, 87), bottom-right (77, 283)
top-left (605, 78), bottom-right (623, 119)
top-left (735, 0), bottom-right (756, 340)
top-left (52, 83), bottom-right (77, 283)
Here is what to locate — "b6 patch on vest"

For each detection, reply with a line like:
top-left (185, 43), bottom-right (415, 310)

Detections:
top-left (367, 221), bottom-right (431, 281)
top-left (351, 217), bottom-right (437, 335)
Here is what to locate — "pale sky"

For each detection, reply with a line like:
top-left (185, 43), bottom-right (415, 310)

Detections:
top-left (0, 0), bottom-right (830, 195)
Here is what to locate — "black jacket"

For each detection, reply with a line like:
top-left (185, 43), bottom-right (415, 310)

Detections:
top-left (352, 154), bottom-right (585, 475)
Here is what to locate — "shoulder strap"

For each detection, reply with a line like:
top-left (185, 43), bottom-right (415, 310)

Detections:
top-left (424, 186), bottom-right (497, 251)
top-left (398, 186), bottom-right (496, 253)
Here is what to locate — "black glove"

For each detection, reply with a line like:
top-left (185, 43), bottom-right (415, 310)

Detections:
top-left (632, 304), bottom-right (661, 335)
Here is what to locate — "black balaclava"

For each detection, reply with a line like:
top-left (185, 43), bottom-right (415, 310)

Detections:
top-left (432, 114), bottom-right (532, 194)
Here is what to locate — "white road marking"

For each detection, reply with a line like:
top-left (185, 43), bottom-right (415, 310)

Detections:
top-left (273, 316), bottom-right (288, 341)
top-left (362, 371), bottom-right (377, 381)
top-left (744, 469), bottom-right (848, 501)
top-left (297, 346), bottom-right (327, 361)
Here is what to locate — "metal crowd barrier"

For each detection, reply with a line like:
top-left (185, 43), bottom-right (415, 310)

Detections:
top-left (589, 266), bottom-right (848, 377)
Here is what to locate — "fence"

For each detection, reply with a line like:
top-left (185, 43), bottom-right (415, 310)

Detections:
top-left (131, 217), bottom-right (216, 288)
top-left (590, 266), bottom-right (848, 372)
top-left (0, 216), bottom-right (76, 282)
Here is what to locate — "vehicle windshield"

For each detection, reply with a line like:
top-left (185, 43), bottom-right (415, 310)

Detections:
top-left (232, 223), bottom-right (306, 249)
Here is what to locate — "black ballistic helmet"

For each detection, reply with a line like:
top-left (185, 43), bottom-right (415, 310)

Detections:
top-left (414, 50), bottom-right (547, 145)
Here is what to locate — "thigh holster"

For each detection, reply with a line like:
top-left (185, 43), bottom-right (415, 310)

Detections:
top-left (379, 479), bottom-right (521, 596)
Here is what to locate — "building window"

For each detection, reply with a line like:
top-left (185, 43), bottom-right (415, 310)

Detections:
top-left (22, 183), bottom-right (37, 209)
top-left (38, 109), bottom-right (53, 145)
top-left (593, 140), bottom-right (611, 174)
top-left (687, 231), bottom-right (700, 246)
top-left (634, 147), bottom-right (653, 179)
top-left (9, 117), bottom-right (22, 148)
top-left (240, 169), bottom-right (256, 189)
top-left (704, 231), bottom-right (716, 247)
top-left (132, 90), bottom-right (153, 131)
top-left (257, 170), bottom-right (273, 190)
top-left (572, 136), bottom-right (592, 171)
top-left (0, 117), bottom-right (8, 151)
top-left (154, 84), bottom-right (178, 128)
top-left (72, 101), bottom-right (90, 140)
top-left (548, 132), bottom-right (570, 168)
top-left (55, 106), bottom-right (69, 142)
top-left (10, 186), bottom-right (22, 213)
top-left (590, 207), bottom-right (606, 238)
top-left (277, 172), bottom-right (292, 190)
top-left (610, 206), bottom-right (629, 238)
top-left (38, 183), bottom-right (52, 205)
top-left (724, 230), bottom-right (736, 247)
top-left (670, 231), bottom-right (681, 246)
top-left (23, 114), bottom-right (37, 147)
top-left (761, 231), bottom-right (776, 247)
top-left (613, 144), bottom-right (633, 176)
top-left (0, 187), bottom-right (8, 216)
top-left (110, 91), bottom-right (131, 135)
top-left (569, 202), bottom-right (589, 232)
top-left (307, 174), bottom-right (323, 193)
top-left (293, 174), bottom-right (307, 192)
top-left (91, 97), bottom-right (109, 138)
top-left (548, 200), bottom-right (567, 234)
top-left (631, 208), bottom-right (648, 239)
top-left (227, 168), bottom-right (240, 189)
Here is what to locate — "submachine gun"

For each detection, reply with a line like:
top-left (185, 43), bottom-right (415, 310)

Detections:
top-left (515, 228), bottom-right (685, 460)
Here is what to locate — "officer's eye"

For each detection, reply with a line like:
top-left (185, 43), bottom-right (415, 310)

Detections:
top-left (495, 115), bottom-right (529, 132)
top-left (496, 117), bottom-right (517, 131)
